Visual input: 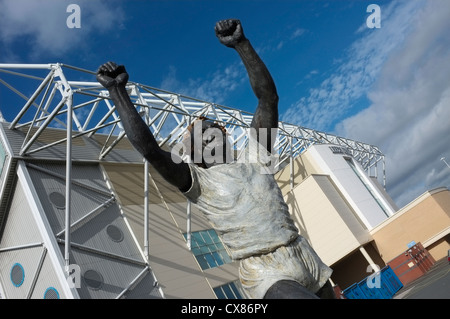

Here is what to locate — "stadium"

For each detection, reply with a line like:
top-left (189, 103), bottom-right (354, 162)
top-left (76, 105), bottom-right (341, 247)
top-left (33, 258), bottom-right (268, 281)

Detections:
top-left (0, 63), bottom-right (448, 299)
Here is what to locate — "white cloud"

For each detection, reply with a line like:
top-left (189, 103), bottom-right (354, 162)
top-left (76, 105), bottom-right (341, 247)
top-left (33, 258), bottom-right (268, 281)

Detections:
top-left (259, 26), bottom-right (307, 55)
top-left (0, 0), bottom-right (124, 59)
top-left (335, 0), bottom-right (450, 207)
top-left (160, 63), bottom-right (246, 105)
top-left (290, 28), bottom-right (306, 40)
top-left (282, 0), bottom-right (426, 131)
top-left (282, 0), bottom-right (450, 207)
top-left (276, 41), bottom-right (284, 51)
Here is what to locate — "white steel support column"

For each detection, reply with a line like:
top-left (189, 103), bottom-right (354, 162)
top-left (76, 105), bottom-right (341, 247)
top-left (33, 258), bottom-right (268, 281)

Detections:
top-left (374, 162), bottom-right (378, 180)
top-left (64, 92), bottom-right (73, 274)
top-left (144, 160), bottom-right (150, 260)
top-left (143, 106), bottom-right (151, 260)
top-left (359, 246), bottom-right (380, 272)
top-left (290, 136), bottom-right (294, 191)
top-left (186, 201), bottom-right (192, 250)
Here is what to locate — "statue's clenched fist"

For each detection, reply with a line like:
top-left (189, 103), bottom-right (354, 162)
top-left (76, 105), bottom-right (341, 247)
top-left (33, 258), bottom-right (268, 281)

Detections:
top-left (215, 19), bottom-right (246, 48)
top-left (97, 62), bottom-right (129, 89)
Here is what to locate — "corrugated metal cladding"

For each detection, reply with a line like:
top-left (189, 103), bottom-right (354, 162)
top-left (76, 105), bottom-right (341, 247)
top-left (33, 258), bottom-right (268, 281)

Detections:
top-left (0, 177), bottom-right (42, 247)
top-left (25, 162), bottom-right (162, 299)
top-left (0, 178), bottom-right (65, 299)
top-left (0, 122), bottom-right (144, 164)
top-left (0, 127), bottom-right (15, 240)
top-left (70, 249), bottom-right (160, 299)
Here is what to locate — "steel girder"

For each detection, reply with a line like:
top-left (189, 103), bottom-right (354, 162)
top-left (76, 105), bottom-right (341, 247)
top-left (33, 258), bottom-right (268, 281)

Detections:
top-left (0, 63), bottom-right (385, 184)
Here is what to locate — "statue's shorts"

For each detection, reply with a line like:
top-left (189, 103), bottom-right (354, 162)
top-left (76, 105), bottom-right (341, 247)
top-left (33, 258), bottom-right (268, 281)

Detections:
top-left (239, 236), bottom-right (333, 299)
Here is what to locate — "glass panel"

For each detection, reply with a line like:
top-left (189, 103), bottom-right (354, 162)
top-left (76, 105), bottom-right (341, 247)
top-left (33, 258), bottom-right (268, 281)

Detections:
top-left (202, 231), bottom-right (214, 245)
top-left (215, 242), bottom-right (225, 250)
top-left (204, 253), bottom-right (217, 268)
top-left (219, 250), bottom-right (232, 264)
top-left (208, 229), bottom-right (221, 243)
top-left (222, 284), bottom-right (235, 298)
top-left (214, 282), bottom-right (244, 299)
top-left (230, 282), bottom-right (243, 299)
top-left (345, 158), bottom-right (390, 217)
top-left (185, 229), bottom-right (233, 270)
top-left (212, 251), bottom-right (224, 266)
top-left (190, 239), bottom-right (199, 249)
top-left (200, 245), bottom-right (211, 254)
top-left (214, 286), bottom-right (226, 299)
top-left (192, 232), bottom-right (205, 245)
top-left (196, 255), bottom-right (209, 270)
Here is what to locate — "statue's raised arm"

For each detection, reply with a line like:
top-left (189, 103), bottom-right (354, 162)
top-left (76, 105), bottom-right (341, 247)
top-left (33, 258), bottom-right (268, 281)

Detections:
top-left (96, 62), bottom-right (192, 192)
top-left (215, 19), bottom-right (279, 153)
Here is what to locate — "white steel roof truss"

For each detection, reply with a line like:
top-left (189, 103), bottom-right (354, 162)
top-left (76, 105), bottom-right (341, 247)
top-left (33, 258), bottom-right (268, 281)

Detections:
top-left (0, 63), bottom-right (385, 181)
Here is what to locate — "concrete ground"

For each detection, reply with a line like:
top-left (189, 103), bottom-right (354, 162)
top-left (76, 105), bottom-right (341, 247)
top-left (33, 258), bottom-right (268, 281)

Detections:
top-left (393, 258), bottom-right (450, 299)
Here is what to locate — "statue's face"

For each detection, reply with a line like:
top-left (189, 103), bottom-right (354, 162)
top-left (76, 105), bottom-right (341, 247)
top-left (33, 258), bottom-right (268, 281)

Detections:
top-left (184, 119), bottom-right (233, 168)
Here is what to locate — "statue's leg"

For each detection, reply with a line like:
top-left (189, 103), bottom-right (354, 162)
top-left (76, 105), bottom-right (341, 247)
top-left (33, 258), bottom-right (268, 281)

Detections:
top-left (263, 280), bottom-right (319, 299)
top-left (315, 281), bottom-right (336, 299)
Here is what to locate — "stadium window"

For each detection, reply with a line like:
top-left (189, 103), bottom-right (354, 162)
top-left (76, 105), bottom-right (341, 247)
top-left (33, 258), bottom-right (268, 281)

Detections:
top-left (213, 281), bottom-right (245, 299)
top-left (345, 157), bottom-right (390, 217)
top-left (183, 229), bottom-right (232, 270)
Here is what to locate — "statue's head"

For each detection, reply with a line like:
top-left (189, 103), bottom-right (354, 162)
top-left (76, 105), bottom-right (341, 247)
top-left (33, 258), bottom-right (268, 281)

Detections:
top-left (183, 117), bottom-right (233, 168)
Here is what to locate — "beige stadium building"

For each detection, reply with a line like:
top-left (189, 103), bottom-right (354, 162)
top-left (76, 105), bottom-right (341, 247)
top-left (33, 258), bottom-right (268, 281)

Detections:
top-left (0, 64), bottom-right (448, 299)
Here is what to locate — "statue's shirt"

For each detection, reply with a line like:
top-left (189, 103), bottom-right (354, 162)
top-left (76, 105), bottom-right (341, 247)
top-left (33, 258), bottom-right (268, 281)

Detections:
top-left (183, 145), bottom-right (299, 260)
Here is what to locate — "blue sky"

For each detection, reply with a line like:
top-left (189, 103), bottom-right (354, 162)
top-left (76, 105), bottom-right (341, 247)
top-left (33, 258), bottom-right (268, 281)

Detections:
top-left (0, 0), bottom-right (449, 208)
